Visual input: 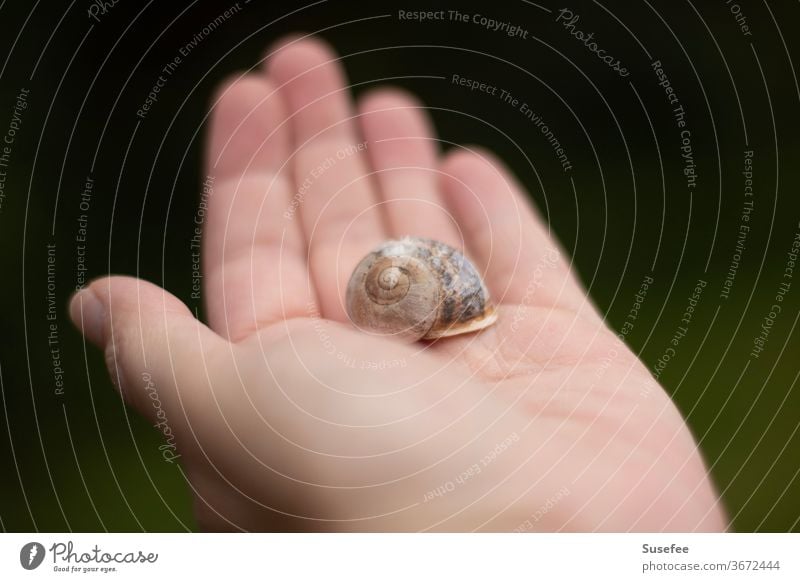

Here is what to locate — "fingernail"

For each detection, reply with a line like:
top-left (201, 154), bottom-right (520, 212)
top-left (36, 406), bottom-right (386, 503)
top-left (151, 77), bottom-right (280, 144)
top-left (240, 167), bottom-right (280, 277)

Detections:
top-left (69, 287), bottom-right (106, 347)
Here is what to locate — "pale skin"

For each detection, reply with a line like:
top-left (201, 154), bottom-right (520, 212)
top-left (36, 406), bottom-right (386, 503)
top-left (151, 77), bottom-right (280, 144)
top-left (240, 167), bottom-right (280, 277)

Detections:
top-left (69, 36), bottom-right (727, 532)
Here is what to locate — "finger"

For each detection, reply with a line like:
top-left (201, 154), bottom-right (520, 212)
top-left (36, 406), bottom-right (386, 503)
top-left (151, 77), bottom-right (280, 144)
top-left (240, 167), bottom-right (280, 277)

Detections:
top-left (357, 88), bottom-right (461, 248)
top-left (439, 147), bottom-right (589, 312)
top-left (206, 75), bottom-right (289, 181)
top-left (68, 277), bottom-right (226, 433)
top-left (267, 37), bottom-right (386, 322)
top-left (204, 74), bottom-right (313, 342)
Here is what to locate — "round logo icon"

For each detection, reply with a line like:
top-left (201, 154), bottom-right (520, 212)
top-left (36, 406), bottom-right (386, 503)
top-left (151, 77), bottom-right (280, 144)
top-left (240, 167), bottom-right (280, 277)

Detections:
top-left (19, 542), bottom-right (45, 570)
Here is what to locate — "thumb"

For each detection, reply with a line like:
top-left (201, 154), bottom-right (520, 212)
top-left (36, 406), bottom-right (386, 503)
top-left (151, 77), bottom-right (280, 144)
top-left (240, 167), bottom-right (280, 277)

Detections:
top-left (69, 276), bottom-right (226, 427)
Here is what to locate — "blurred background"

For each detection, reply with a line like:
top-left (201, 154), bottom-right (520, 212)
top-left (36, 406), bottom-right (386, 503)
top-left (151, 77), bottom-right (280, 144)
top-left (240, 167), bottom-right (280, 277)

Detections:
top-left (0, 0), bottom-right (798, 531)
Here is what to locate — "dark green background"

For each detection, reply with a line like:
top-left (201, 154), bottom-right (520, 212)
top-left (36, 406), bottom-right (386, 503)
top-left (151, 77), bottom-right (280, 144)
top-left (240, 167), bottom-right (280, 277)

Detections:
top-left (1, 0), bottom-right (798, 531)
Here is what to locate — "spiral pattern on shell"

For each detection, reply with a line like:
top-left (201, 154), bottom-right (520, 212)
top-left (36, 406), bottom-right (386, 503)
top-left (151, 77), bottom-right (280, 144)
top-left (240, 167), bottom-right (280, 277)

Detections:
top-left (346, 237), bottom-right (497, 341)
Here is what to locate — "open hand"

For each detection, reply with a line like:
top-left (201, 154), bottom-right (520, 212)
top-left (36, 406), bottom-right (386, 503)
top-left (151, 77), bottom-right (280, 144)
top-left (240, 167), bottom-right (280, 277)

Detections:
top-left (69, 36), bottom-right (726, 532)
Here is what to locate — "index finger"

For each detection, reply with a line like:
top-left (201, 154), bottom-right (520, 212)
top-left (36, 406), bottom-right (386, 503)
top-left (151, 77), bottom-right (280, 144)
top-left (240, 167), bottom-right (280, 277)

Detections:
top-left (203, 74), bottom-right (313, 342)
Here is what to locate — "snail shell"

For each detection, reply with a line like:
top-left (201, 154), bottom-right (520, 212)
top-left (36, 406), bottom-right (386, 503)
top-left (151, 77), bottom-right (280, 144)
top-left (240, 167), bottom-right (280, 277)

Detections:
top-left (345, 236), bottom-right (497, 341)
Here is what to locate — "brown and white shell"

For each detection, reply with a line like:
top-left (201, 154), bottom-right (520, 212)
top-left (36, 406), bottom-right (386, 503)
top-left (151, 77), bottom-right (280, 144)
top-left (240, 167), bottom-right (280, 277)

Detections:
top-left (345, 237), bottom-right (497, 342)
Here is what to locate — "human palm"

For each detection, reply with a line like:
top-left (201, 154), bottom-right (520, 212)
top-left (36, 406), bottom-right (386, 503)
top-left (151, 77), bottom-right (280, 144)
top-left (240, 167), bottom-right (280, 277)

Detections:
top-left (70, 36), bottom-right (725, 531)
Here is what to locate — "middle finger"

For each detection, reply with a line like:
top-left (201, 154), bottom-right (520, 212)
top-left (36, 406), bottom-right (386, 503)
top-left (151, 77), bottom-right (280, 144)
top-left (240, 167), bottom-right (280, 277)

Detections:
top-left (267, 37), bottom-right (386, 322)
